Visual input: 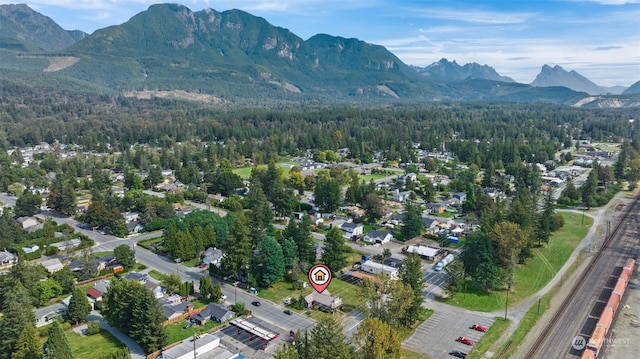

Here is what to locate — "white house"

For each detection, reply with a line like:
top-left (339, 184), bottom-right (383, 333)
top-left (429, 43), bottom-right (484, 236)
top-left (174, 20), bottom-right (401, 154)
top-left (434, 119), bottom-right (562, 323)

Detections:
top-left (202, 247), bottom-right (224, 268)
top-left (340, 222), bottom-right (364, 239)
top-left (361, 260), bottom-right (399, 279)
top-left (406, 245), bottom-right (440, 261)
top-left (160, 334), bottom-right (239, 359)
top-left (363, 230), bottom-right (393, 244)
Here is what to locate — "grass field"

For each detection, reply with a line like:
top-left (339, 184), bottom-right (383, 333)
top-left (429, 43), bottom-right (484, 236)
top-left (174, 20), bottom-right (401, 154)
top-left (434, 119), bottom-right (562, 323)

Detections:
top-left (231, 167), bottom-right (253, 179)
top-left (165, 318), bottom-right (226, 345)
top-left (67, 329), bottom-right (127, 358)
top-left (148, 269), bottom-right (165, 281)
top-left (439, 211), bottom-right (591, 312)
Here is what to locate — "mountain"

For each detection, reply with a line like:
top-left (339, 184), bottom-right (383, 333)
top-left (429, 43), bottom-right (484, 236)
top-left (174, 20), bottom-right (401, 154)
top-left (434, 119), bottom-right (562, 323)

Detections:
top-left (412, 58), bottom-right (515, 83)
top-left (0, 4), bottom-right (86, 52)
top-left (1, 3), bottom-right (630, 106)
top-left (530, 65), bottom-right (607, 95)
top-left (601, 85), bottom-right (627, 95)
top-left (623, 81), bottom-right (640, 95)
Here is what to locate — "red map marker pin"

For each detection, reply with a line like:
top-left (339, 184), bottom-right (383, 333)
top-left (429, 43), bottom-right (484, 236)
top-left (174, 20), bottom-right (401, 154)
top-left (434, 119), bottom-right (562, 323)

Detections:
top-left (308, 264), bottom-right (332, 293)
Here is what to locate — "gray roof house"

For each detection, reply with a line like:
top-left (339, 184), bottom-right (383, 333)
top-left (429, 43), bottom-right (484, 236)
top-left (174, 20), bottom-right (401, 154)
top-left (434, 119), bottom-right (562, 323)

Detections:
top-left (192, 303), bottom-right (235, 325)
top-left (202, 247), bottom-right (224, 267)
top-left (363, 230), bottom-right (393, 244)
top-left (161, 299), bottom-right (193, 320)
top-left (0, 249), bottom-right (16, 265)
top-left (39, 258), bottom-right (64, 273)
top-left (34, 303), bottom-right (67, 327)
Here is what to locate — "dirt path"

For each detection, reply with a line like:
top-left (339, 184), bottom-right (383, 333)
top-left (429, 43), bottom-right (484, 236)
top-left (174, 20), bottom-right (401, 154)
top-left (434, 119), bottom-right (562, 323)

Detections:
top-left (483, 194), bottom-right (628, 357)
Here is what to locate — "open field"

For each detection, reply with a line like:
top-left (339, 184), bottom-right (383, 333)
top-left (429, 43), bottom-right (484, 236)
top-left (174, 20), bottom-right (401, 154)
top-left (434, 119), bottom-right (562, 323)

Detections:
top-left (439, 212), bottom-right (591, 312)
top-left (67, 329), bottom-right (127, 358)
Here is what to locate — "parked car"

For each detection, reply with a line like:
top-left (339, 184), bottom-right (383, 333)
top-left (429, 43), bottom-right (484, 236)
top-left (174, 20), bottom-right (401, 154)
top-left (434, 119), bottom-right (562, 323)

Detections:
top-left (449, 350), bottom-right (467, 358)
top-left (221, 294), bottom-right (227, 301)
top-left (456, 337), bottom-right (474, 346)
top-left (284, 309), bottom-right (292, 315)
top-left (252, 301), bottom-right (261, 307)
top-left (198, 262), bottom-right (207, 268)
top-left (471, 324), bottom-right (487, 332)
top-left (184, 321), bottom-right (193, 329)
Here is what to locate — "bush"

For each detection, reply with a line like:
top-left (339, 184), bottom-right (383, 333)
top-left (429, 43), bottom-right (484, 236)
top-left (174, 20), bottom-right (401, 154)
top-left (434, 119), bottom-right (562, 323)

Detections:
top-left (61, 322), bottom-right (72, 331)
top-left (45, 245), bottom-right (60, 256)
top-left (87, 320), bottom-right (101, 335)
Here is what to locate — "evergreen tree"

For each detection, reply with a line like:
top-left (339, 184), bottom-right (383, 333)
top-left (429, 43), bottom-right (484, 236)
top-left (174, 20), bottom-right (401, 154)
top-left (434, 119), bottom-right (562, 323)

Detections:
top-left (402, 201), bottom-right (423, 239)
top-left (42, 321), bottom-right (73, 359)
top-left (211, 283), bottom-right (223, 302)
top-left (313, 175), bottom-right (341, 213)
top-left (321, 227), bottom-right (347, 273)
top-left (199, 276), bottom-right (214, 299)
top-left (0, 283), bottom-right (35, 359)
top-left (308, 317), bottom-right (354, 359)
top-left (221, 212), bottom-right (252, 278)
top-left (128, 288), bottom-right (167, 353)
top-left (258, 236), bottom-right (285, 287)
top-left (11, 323), bottom-right (40, 359)
top-left (399, 252), bottom-right (425, 326)
top-left (295, 215), bottom-right (315, 265)
top-left (281, 237), bottom-right (298, 271)
top-left (14, 192), bottom-right (42, 217)
top-left (67, 286), bottom-right (91, 325)
top-left (103, 280), bottom-right (167, 353)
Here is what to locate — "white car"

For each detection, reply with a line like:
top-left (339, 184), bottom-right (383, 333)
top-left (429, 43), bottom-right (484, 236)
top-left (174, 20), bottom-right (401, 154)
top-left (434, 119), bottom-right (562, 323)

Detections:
top-left (221, 294), bottom-right (227, 301)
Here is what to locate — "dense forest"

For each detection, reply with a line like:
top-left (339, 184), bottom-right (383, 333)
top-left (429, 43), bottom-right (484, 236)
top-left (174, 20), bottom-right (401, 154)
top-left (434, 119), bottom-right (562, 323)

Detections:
top-left (1, 79), bottom-right (638, 171)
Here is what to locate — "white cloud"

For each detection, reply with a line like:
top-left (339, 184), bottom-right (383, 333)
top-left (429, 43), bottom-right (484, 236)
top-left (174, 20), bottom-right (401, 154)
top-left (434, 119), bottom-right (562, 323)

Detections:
top-left (410, 7), bottom-right (537, 25)
top-left (562, 0), bottom-right (640, 4)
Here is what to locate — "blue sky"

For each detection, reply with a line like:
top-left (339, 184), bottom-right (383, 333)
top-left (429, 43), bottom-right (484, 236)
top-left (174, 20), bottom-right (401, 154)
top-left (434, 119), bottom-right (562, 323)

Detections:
top-left (4, 0), bottom-right (639, 86)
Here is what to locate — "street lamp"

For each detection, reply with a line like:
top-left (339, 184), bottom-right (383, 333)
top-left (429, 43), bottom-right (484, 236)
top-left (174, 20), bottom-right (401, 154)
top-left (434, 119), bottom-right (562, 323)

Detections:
top-left (504, 278), bottom-right (513, 321)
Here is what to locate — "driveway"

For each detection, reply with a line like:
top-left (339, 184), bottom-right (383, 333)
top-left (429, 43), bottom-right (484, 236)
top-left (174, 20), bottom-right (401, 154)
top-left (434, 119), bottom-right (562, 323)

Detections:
top-left (86, 312), bottom-right (146, 359)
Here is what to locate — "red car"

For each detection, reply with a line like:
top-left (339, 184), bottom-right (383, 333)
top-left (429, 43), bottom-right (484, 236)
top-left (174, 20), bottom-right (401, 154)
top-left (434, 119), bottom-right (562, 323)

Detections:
top-left (471, 324), bottom-right (487, 332)
top-left (456, 337), bottom-right (474, 346)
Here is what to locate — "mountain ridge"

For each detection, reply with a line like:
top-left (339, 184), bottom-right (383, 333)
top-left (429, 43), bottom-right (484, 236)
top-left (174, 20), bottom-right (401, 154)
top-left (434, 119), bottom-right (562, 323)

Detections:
top-left (412, 58), bottom-right (515, 83)
top-left (530, 64), bottom-right (607, 95)
top-left (0, 3), bottom-right (637, 107)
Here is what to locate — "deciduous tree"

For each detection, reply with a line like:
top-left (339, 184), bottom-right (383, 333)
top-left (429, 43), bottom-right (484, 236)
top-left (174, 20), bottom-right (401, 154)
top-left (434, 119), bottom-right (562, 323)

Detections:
top-left (114, 244), bottom-right (136, 270)
top-left (353, 318), bottom-right (400, 359)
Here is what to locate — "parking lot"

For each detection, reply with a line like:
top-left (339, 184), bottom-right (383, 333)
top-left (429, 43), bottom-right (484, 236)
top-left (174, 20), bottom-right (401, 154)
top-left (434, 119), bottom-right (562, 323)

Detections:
top-left (403, 308), bottom-right (496, 359)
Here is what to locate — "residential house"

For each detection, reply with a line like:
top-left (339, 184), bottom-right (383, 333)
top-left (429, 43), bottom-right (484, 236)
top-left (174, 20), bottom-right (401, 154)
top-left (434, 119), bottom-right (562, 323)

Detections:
top-left (363, 230), bottom-right (393, 245)
top-left (34, 303), bottom-right (67, 327)
top-left (406, 245), bottom-right (440, 261)
top-left (39, 258), bottom-right (64, 273)
top-left (202, 247), bottom-right (224, 268)
top-left (392, 191), bottom-right (412, 203)
top-left (16, 216), bottom-right (38, 229)
top-left (86, 287), bottom-right (103, 303)
top-left (422, 217), bottom-right (440, 234)
top-left (126, 221), bottom-right (143, 234)
top-left (192, 303), bottom-right (235, 325)
top-left (159, 334), bottom-right (239, 359)
top-left (380, 208), bottom-right (393, 219)
top-left (0, 249), bottom-right (16, 266)
top-left (123, 272), bottom-right (148, 284)
top-left (425, 202), bottom-right (447, 214)
top-left (304, 290), bottom-right (342, 312)
top-left (160, 296), bottom-right (193, 320)
top-left (51, 238), bottom-right (82, 252)
top-left (93, 280), bottom-right (111, 295)
top-left (452, 192), bottom-right (467, 202)
top-left (123, 211), bottom-right (140, 223)
top-left (340, 222), bottom-right (364, 239)
top-left (22, 244), bottom-right (40, 254)
top-left (145, 281), bottom-right (165, 299)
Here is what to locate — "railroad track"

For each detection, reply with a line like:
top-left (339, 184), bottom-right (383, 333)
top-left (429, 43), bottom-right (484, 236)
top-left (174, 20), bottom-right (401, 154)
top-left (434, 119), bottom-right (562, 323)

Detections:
top-left (524, 193), bottom-right (640, 358)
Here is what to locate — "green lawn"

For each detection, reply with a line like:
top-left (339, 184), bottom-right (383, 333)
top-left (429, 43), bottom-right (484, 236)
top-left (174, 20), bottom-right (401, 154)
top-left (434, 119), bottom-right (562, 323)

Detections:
top-left (165, 318), bottom-right (227, 345)
top-left (438, 211), bottom-right (591, 312)
top-left (67, 329), bottom-right (127, 358)
top-left (93, 251), bottom-right (113, 258)
top-left (148, 270), bottom-right (165, 281)
top-left (361, 173), bottom-right (388, 182)
top-left (231, 167), bottom-right (253, 179)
